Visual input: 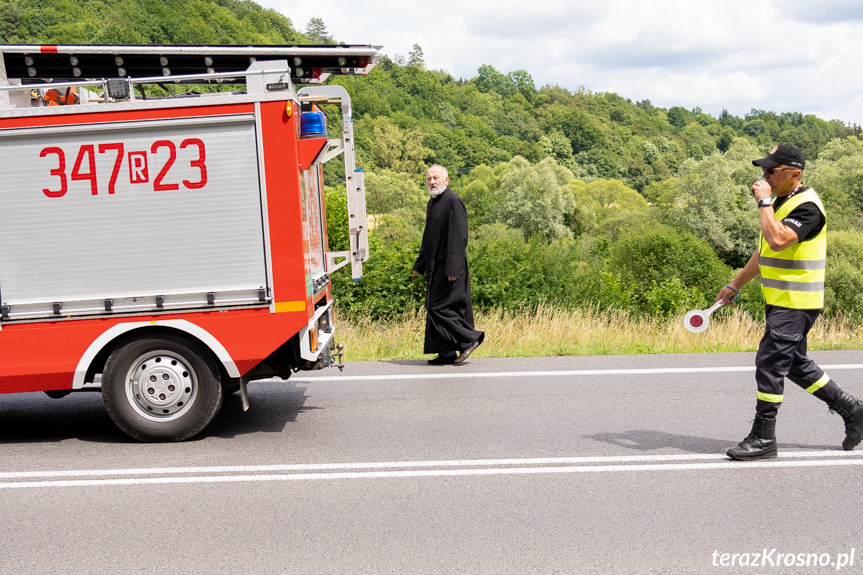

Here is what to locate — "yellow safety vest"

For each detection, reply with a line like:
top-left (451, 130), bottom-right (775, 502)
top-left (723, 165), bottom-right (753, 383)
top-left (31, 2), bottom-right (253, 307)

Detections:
top-left (759, 187), bottom-right (826, 309)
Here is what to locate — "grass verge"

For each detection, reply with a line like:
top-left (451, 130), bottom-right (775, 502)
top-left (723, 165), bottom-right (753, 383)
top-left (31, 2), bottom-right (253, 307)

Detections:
top-left (336, 304), bottom-right (863, 361)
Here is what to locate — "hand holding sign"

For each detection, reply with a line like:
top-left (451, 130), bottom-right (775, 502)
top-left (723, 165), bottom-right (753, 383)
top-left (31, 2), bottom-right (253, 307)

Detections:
top-left (684, 284), bottom-right (740, 333)
top-left (683, 300), bottom-right (725, 333)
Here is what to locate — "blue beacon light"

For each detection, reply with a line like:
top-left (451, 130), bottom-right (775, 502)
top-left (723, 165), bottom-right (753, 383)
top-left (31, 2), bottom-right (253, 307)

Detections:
top-left (300, 111), bottom-right (327, 138)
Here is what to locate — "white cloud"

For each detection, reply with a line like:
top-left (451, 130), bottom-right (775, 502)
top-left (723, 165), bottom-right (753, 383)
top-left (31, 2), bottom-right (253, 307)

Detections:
top-left (257, 0), bottom-right (863, 126)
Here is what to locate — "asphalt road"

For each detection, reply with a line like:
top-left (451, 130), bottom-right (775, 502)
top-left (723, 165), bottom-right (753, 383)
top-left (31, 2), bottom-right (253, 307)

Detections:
top-left (1, 350), bottom-right (862, 574)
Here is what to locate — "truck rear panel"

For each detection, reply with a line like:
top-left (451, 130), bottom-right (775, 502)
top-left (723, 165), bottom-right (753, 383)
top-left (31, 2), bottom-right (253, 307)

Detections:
top-left (0, 109), bottom-right (267, 319)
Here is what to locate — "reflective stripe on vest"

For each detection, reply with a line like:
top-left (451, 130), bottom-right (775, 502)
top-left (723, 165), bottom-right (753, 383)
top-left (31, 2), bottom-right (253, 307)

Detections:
top-left (759, 188), bottom-right (826, 309)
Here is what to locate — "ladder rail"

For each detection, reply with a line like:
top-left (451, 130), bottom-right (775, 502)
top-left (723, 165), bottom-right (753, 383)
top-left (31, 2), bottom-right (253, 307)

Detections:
top-left (0, 44), bottom-right (382, 86)
top-left (299, 85), bottom-right (368, 281)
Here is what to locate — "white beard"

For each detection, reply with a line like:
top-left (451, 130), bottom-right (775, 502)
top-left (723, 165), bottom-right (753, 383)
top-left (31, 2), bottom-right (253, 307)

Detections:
top-left (428, 184), bottom-right (446, 198)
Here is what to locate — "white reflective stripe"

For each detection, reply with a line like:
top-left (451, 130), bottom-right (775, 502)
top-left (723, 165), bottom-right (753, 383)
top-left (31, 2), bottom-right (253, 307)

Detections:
top-left (761, 278), bottom-right (824, 292)
top-left (759, 256), bottom-right (825, 270)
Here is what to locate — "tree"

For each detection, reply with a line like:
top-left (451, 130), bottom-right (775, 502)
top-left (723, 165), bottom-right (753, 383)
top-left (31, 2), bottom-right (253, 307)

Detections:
top-left (642, 178), bottom-right (677, 206)
top-left (567, 178), bottom-right (652, 239)
top-left (569, 179), bottom-right (648, 220)
top-left (0, 1), bottom-right (22, 43)
top-left (721, 137), bottom-right (763, 186)
top-left (358, 117), bottom-right (432, 174)
top-left (642, 139), bottom-right (660, 164)
top-left (719, 108), bottom-right (743, 130)
top-left (636, 99), bottom-right (653, 111)
top-left (806, 136), bottom-right (863, 230)
top-left (371, 213), bottom-right (423, 245)
top-left (460, 164), bottom-right (501, 227)
top-left (474, 64), bottom-right (514, 96)
top-left (305, 17), bottom-right (333, 44)
top-left (577, 147), bottom-right (620, 179)
top-left (717, 127), bottom-right (736, 153)
top-left (667, 106), bottom-right (687, 128)
top-left (492, 156), bottom-right (575, 242)
top-left (537, 104), bottom-right (603, 155)
top-left (408, 43), bottom-right (425, 69)
top-left (364, 169), bottom-right (426, 221)
top-left (507, 69), bottom-right (535, 101)
top-left (665, 142), bottom-right (760, 268)
top-left (539, 129), bottom-right (575, 166)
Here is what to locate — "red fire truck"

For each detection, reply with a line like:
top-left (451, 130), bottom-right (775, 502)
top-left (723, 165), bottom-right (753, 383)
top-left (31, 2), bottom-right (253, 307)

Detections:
top-left (0, 44), bottom-right (378, 441)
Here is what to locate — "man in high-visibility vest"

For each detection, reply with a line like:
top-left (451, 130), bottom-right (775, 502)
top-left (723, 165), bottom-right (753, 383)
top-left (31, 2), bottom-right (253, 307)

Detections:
top-left (717, 145), bottom-right (863, 460)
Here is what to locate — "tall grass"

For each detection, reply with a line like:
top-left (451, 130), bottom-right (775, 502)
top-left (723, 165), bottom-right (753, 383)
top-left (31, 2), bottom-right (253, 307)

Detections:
top-left (336, 305), bottom-right (863, 361)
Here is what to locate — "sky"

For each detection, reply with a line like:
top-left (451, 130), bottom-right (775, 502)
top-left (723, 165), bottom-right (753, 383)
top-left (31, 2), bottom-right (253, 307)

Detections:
top-left (255, 0), bottom-right (863, 127)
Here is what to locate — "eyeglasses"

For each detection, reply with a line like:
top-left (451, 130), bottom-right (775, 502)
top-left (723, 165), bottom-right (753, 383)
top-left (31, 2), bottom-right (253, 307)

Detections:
top-left (764, 167), bottom-right (797, 175)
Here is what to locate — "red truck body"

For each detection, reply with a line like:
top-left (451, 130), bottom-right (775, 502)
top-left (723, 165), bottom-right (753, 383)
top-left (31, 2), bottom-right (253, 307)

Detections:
top-left (0, 44), bottom-right (377, 440)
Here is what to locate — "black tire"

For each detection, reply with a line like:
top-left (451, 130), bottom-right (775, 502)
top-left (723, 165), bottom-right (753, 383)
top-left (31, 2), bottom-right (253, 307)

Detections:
top-left (102, 334), bottom-right (223, 442)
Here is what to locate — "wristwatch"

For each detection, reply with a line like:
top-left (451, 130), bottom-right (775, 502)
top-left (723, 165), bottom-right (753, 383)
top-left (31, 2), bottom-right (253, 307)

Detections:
top-left (757, 197), bottom-right (774, 208)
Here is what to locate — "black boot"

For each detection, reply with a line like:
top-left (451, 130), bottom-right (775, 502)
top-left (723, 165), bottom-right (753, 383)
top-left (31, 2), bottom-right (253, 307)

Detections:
top-left (829, 391), bottom-right (863, 451)
top-left (727, 416), bottom-right (778, 461)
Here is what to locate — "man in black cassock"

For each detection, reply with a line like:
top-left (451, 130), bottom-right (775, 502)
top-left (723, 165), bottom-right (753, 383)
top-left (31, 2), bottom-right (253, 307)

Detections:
top-left (412, 165), bottom-right (485, 365)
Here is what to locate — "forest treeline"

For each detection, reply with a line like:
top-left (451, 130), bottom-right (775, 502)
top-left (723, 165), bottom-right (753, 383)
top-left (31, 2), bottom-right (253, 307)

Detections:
top-left (5, 0), bottom-right (863, 321)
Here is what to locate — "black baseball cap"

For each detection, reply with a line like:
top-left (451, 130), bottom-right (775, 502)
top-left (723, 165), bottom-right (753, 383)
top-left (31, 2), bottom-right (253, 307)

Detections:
top-left (752, 144), bottom-right (805, 170)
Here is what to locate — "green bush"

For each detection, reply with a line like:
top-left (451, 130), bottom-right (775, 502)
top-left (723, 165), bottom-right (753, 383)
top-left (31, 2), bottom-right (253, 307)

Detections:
top-left (608, 225), bottom-right (732, 316)
top-left (468, 224), bottom-right (631, 312)
top-left (328, 189), bottom-right (425, 318)
top-left (325, 186), bottom-right (349, 251)
top-left (643, 278), bottom-right (703, 317)
top-left (330, 235), bottom-right (425, 318)
top-left (467, 224), bottom-right (531, 307)
top-left (825, 230), bottom-right (863, 319)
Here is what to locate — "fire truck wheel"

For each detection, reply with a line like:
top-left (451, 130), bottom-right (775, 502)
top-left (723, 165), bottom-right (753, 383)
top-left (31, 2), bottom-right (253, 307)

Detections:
top-left (102, 335), bottom-right (223, 442)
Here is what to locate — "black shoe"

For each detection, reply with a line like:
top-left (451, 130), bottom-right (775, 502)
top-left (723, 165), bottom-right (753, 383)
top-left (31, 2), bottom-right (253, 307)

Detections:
top-left (454, 334), bottom-right (484, 364)
top-left (829, 391), bottom-right (863, 450)
top-left (427, 354), bottom-right (456, 365)
top-left (727, 416), bottom-right (778, 461)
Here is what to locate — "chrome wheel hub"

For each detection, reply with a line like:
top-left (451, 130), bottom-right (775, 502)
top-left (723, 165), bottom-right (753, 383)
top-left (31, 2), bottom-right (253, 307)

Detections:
top-left (126, 351), bottom-right (197, 421)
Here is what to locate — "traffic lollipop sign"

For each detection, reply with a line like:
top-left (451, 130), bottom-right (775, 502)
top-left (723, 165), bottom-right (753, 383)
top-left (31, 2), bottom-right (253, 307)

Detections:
top-left (683, 300), bottom-right (725, 333)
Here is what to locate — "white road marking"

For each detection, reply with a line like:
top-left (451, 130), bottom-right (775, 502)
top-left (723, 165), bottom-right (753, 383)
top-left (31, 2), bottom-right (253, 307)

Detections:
top-left (288, 363), bottom-right (863, 382)
top-left (1, 450), bottom-right (860, 479)
top-left (3, 451), bottom-right (862, 489)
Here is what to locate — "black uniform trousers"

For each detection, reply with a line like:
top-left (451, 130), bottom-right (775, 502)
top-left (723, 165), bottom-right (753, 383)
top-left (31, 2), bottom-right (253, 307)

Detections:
top-left (755, 305), bottom-right (841, 418)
